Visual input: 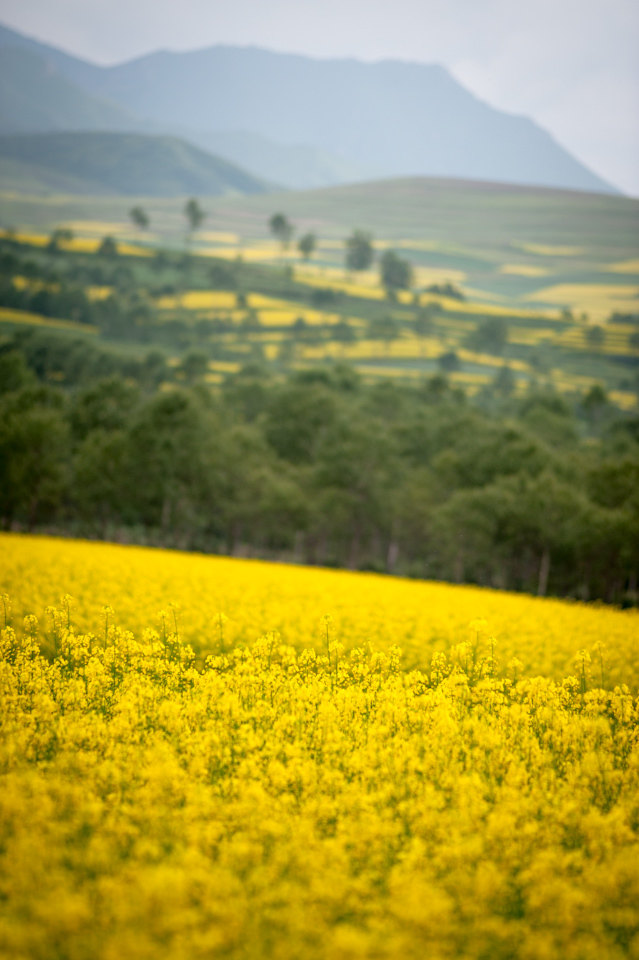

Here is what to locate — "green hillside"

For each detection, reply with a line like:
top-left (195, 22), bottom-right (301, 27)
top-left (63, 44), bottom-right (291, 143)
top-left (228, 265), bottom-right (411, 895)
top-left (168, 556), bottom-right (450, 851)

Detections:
top-left (202, 177), bottom-right (639, 253)
top-left (0, 132), bottom-right (271, 197)
top-left (2, 176), bottom-right (636, 248)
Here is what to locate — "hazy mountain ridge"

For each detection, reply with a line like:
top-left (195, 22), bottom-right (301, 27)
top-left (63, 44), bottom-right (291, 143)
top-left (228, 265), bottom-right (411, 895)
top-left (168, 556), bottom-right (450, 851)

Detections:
top-left (0, 46), bottom-right (139, 134)
top-left (0, 131), bottom-right (270, 197)
top-left (0, 22), bottom-right (620, 194)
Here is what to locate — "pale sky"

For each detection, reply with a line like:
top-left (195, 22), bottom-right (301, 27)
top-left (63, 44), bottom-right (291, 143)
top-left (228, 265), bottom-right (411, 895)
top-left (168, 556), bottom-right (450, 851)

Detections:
top-left (1, 0), bottom-right (638, 194)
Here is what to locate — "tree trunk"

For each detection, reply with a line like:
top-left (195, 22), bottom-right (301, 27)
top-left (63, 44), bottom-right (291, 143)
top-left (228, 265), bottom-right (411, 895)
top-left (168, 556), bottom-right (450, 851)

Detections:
top-left (293, 530), bottom-right (305, 563)
top-left (386, 540), bottom-right (399, 573)
top-left (538, 548), bottom-right (551, 597)
top-left (454, 549), bottom-right (464, 584)
top-left (348, 527), bottom-right (361, 571)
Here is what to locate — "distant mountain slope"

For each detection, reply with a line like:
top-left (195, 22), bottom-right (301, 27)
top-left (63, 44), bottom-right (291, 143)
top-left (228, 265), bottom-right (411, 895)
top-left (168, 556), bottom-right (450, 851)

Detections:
top-left (189, 129), bottom-right (370, 190)
top-left (0, 132), bottom-right (270, 197)
top-left (0, 46), bottom-right (138, 133)
top-left (80, 47), bottom-right (618, 195)
top-left (0, 22), bottom-right (620, 195)
top-left (0, 22), bottom-right (103, 89)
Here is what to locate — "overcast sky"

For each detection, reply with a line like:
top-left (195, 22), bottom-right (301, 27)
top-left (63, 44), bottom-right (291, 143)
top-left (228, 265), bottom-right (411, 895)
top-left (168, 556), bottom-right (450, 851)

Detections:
top-left (2, 0), bottom-right (638, 195)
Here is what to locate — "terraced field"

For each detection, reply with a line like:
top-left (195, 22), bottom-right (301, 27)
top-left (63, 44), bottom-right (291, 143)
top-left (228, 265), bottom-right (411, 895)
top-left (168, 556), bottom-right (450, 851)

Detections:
top-left (1, 176), bottom-right (637, 408)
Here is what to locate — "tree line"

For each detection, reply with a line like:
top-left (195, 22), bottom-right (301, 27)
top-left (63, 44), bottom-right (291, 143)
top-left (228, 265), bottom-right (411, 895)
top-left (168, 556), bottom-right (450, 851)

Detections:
top-left (1, 328), bottom-right (637, 605)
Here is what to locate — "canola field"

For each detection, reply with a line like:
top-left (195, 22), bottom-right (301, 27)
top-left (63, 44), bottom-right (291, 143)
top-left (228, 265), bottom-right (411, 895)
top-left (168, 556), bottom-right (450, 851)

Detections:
top-left (1, 534), bottom-right (639, 959)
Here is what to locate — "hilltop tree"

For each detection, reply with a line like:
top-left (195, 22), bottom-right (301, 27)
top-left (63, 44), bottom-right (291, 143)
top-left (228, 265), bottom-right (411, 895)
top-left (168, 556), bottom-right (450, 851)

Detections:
top-left (298, 232), bottom-right (317, 261)
top-left (184, 199), bottom-right (205, 243)
top-left (269, 214), bottom-right (294, 253)
top-left (345, 230), bottom-right (374, 275)
top-left (379, 250), bottom-right (413, 295)
top-left (129, 206), bottom-right (150, 231)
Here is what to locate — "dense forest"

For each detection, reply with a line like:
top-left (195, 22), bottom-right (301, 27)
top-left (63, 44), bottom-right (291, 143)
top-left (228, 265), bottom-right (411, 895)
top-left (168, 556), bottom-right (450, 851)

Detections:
top-left (2, 322), bottom-right (638, 605)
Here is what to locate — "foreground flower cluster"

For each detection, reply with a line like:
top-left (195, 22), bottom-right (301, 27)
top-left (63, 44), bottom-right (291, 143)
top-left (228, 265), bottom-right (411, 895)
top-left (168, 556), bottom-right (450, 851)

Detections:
top-left (1, 582), bottom-right (638, 959)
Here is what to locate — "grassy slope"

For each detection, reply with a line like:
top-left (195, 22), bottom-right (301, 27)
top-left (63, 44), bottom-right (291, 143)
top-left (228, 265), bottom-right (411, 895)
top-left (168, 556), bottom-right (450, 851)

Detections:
top-left (2, 175), bottom-right (636, 249)
top-left (208, 178), bottom-right (639, 260)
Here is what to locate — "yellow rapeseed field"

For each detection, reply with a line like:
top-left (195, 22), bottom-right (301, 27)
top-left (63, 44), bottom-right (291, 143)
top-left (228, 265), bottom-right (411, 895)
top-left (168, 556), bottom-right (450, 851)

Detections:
top-left (499, 265), bottom-right (550, 277)
top-left (525, 284), bottom-right (639, 322)
top-left (1, 533), bottom-right (638, 960)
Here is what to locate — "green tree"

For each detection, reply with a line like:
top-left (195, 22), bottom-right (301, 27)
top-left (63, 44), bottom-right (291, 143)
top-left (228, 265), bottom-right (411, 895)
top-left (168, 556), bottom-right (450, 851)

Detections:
top-left (333, 320), bottom-right (357, 344)
top-left (180, 350), bottom-right (210, 384)
top-left (184, 199), bottom-right (205, 243)
top-left (586, 324), bottom-right (605, 350)
top-left (345, 230), bottom-right (374, 275)
top-left (312, 415), bottom-right (399, 570)
top-left (467, 316), bottom-right (509, 355)
top-left (47, 227), bottom-right (73, 254)
top-left (70, 376), bottom-right (140, 440)
top-left (98, 236), bottom-right (118, 258)
top-left (263, 383), bottom-right (338, 464)
top-left (0, 351), bottom-right (35, 394)
top-left (129, 206), bottom-right (150, 231)
top-left (124, 391), bottom-right (218, 539)
top-left (269, 214), bottom-right (294, 253)
top-left (297, 232), bottom-right (317, 261)
top-left (379, 250), bottom-right (413, 295)
top-left (0, 403), bottom-right (69, 529)
top-left (140, 350), bottom-right (170, 389)
top-left (582, 383), bottom-right (609, 428)
top-left (72, 429), bottom-right (130, 534)
top-left (438, 350), bottom-right (460, 373)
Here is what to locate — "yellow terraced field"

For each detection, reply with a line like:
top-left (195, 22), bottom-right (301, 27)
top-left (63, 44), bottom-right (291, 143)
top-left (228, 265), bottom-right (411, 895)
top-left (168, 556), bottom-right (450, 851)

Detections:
top-left (606, 259), bottom-right (639, 274)
top-left (516, 243), bottom-right (584, 257)
top-left (1, 533), bottom-right (638, 960)
top-left (156, 291), bottom-right (238, 310)
top-left (556, 325), bottom-right (639, 355)
top-left (61, 220), bottom-right (141, 236)
top-left (525, 284), bottom-right (639, 321)
top-left (0, 230), bottom-right (152, 257)
top-left (499, 264), bottom-right (550, 277)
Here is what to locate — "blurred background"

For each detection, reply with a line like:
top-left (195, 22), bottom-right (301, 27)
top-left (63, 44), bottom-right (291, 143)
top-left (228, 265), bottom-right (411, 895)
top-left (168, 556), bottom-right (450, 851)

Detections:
top-left (0, 0), bottom-right (637, 602)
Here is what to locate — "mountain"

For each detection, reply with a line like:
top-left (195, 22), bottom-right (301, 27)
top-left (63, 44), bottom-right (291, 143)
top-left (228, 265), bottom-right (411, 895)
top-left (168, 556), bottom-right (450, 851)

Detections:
top-left (0, 22), bottom-right (103, 89)
top-left (0, 46), bottom-right (138, 134)
top-left (0, 132), bottom-right (270, 197)
top-left (0, 22), bottom-right (620, 195)
top-left (185, 130), bottom-right (370, 191)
